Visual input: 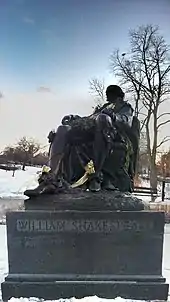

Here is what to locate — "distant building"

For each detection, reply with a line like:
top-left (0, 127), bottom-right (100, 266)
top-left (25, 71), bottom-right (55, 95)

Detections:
top-left (138, 132), bottom-right (149, 174)
top-left (139, 132), bottom-right (147, 153)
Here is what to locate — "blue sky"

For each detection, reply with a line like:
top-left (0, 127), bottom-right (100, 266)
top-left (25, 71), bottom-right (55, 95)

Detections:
top-left (0, 0), bottom-right (170, 149)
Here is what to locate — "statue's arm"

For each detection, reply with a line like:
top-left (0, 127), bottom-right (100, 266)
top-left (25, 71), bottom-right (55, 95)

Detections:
top-left (47, 115), bottom-right (82, 143)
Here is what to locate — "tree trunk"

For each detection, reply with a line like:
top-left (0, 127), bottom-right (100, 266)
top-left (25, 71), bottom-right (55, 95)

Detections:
top-left (134, 148), bottom-right (140, 182)
top-left (149, 109), bottom-right (158, 202)
top-left (150, 158), bottom-right (157, 202)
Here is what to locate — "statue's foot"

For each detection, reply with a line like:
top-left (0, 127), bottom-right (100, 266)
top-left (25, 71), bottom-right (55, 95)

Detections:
top-left (24, 183), bottom-right (57, 197)
top-left (24, 171), bottom-right (62, 197)
top-left (102, 179), bottom-right (117, 191)
top-left (89, 178), bottom-right (101, 192)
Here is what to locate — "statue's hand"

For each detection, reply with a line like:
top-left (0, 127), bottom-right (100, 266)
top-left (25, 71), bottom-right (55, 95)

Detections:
top-left (62, 114), bottom-right (80, 125)
top-left (62, 115), bottom-right (74, 125)
top-left (47, 130), bottom-right (56, 143)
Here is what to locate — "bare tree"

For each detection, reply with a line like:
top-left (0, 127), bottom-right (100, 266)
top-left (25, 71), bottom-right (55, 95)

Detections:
top-left (111, 52), bottom-right (145, 117)
top-left (15, 136), bottom-right (41, 170)
top-left (110, 25), bottom-right (170, 192)
top-left (157, 150), bottom-right (170, 177)
top-left (89, 78), bottom-right (106, 110)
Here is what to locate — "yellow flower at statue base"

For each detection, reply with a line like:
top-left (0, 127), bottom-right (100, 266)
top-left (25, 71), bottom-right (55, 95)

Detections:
top-left (71, 160), bottom-right (95, 188)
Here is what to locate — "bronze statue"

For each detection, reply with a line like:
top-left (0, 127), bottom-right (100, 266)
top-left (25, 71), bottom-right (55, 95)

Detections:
top-left (25, 85), bottom-right (140, 197)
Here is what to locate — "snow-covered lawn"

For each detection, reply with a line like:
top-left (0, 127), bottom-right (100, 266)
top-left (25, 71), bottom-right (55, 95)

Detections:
top-left (0, 166), bottom-right (41, 199)
top-left (0, 166), bottom-right (170, 202)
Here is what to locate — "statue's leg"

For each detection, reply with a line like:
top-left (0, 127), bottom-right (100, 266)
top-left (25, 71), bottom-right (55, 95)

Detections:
top-left (89, 114), bottom-right (116, 192)
top-left (48, 125), bottom-right (71, 175)
top-left (103, 140), bottom-right (133, 192)
top-left (24, 125), bottom-right (71, 197)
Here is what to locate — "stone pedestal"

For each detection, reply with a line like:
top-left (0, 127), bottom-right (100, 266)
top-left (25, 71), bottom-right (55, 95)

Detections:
top-left (2, 191), bottom-right (168, 300)
top-left (1, 193), bottom-right (169, 300)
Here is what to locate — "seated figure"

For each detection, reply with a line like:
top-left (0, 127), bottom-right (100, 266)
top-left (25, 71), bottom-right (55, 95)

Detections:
top-left (25, 85), bottom-right (140, 197)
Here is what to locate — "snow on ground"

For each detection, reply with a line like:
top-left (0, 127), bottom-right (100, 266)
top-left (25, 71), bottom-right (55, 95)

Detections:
top-left (8, 297), bottom-right (145, 302)
top-left (0, 166), bottom-right (41, 199)
top-left (0, 166), bottom-right (170, 201)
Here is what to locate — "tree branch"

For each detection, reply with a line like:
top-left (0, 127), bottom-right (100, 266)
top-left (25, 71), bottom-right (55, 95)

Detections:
top-left (157, 119), bottom-right (170, 129)
top-left (156, 136), bottom-right (170, 148)
top-left (161, 65), bottom-right (170, 80)
top-left (89, 78), bottom-right (106, 104)
top-left (157, 112), bottom-right (170, 120)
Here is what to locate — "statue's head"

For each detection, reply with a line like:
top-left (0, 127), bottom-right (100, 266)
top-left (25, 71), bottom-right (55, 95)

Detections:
top-left (106, 85), bottom-right (124, 103)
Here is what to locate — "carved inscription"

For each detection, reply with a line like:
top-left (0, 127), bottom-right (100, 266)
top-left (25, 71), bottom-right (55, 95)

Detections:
top-left (16, 218), bottom-right (154, 233)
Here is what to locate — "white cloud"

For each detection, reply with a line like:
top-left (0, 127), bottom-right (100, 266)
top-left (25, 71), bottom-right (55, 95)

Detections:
top-left (37, 86), bottom-right (52, 93)
top-left (23, 17), bottom-right (35, 25)
top-left (0, 92), bottom-right (93, 150)
top-left (2, 89), bottom-right (169, 152)
top-left (41, 29), bottom-right (59, 45)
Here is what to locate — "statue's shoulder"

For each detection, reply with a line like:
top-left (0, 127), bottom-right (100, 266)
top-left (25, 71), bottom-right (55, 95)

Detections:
top-left (118, 100), bottom-right (133, 114)
top-left (124, 101), bottom-right (133, 110)
top-left (121, 101), bottom-right (134, 116)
